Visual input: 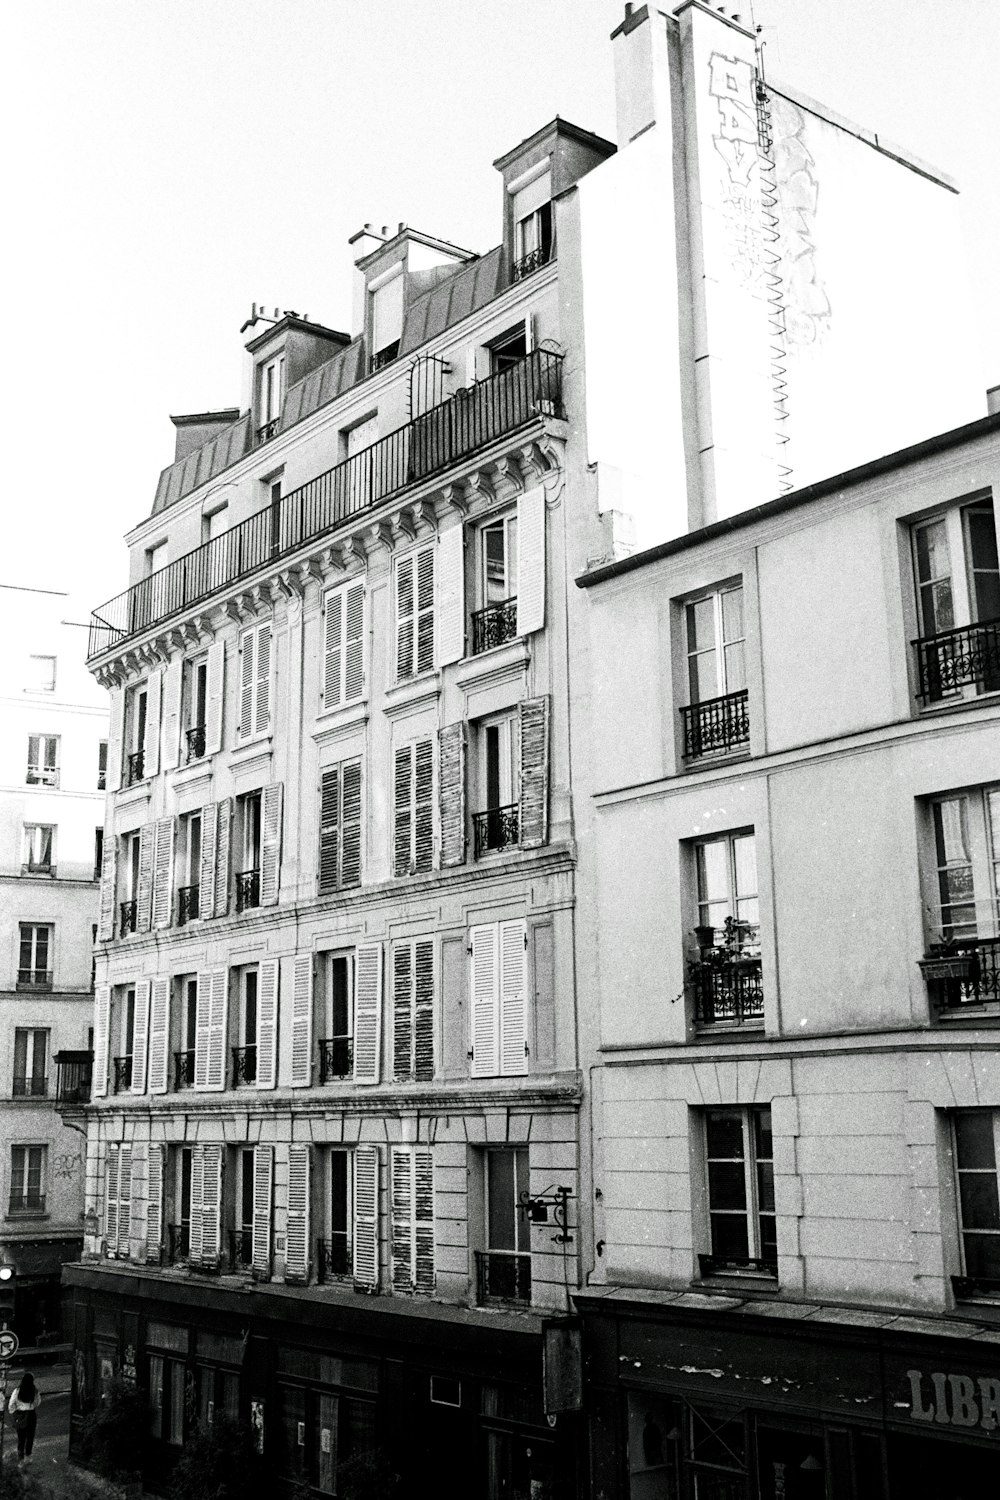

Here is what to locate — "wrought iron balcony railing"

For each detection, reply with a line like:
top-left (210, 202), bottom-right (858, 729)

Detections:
top-left (98, 769), bottom-right (107, 790)
top-left (471, 597), bottom-right (518, 655)
top-left (316, 1235), bottom-right (352, 1283)
top-left (26, 766), bottom-right (59, 787)
top-left (235, 868), bottom-right (261, 913)
top-left (681, 689), bottom-right (750, 760)
top-left (12, 1076), bottom-right (48, 1098)
top-left (255, 418), bottom-right (280, 447)
top-left (87, 350), bottom-right (564, 661)
top-left (369, 342), bottom-right (400, 374)
top-left (475, 1249), bottom-right (531, 1305)
top-left (512, 246), bottom-right (551, 282)
top-left (952, 1273), bottom-right (1000, 1301)
top-left (125, 749), bottom-right (145, 785)
top-left (173, 1049), bottom-right (196, 1089)
top-left (318, 1036), bottom-right (353, 1084)
top-left (920, 936), bottom-right (1000, 1012)
top-left (231, 1044), bottom-right (257, 1086)
top-left (689, 922), bottom-right (764, 1026)
top-left (112, 1055), bottom-right (133, 1093)
top-left (473, 804), bottom-right (519, 859)
top-left (700, 1253), bottom-right (777, 1278)
top-left (186, 725), bottom-right (206, 761)
top-left (229, 1228), bottom-right (253, 1271)
top-left (16, 968), bottom-right (53, 990)
top-left (914, 618), bottom-right (1000, 702)
top-left (8, 1195), bottom-right (46, 1216)
top-left (177, 884), bottom-right (200, 926)
top-left (167, 1223), bottom-right (190, 1264)
top-left (55, 1051), bottom-right (93, 1106)
top-left (119, 900), bottom-right (138, 936)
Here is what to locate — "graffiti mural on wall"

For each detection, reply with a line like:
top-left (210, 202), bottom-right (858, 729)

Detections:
top-left (771, 96), bottom-right (832, 346)
top-left (708, 52), bottom-right (769, 294)
top-left (54, 1151), bottom-right (82, 1180)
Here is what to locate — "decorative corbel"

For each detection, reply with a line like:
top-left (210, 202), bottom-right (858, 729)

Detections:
top-left (437, 483), bottom-right (468, 520)
top-left (466, 468), bottom-right (496, 509)
top-left (391, 509), bottom-right (416, 545)
top-left (411, 499), bottom-right (438, 535)
top-left (271, 573), bottom-right (296, 603)
top-left (220, 598), bottom-right (242, 627)
top-left (250, 583), bottom-right (270, 615)
top-left (341, 534), bottom-right (367, 570)
top-left (519, 440), bottom-right (549, 487)
top-left (318, 546), bottom-right (344, 578)
top-left (491, 454), bottom-right (522, 501)
top-left (367, 521), bottom-right (394, 554)
top-left (299, 558), bottom-right (324, 591)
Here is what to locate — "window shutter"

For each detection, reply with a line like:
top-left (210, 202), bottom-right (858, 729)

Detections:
top-left (200, 1145), bottom-right (224, 1267)
top-left (414, 1149), bottom-right (435, 1294)
top-left (392, 944), bottom-right (413, 1081)
top-left (93, 984), bottom-right (111, 1098)
top-left (260, 782), bottom-right (283, 906)
top-left (252, 1145), bottom-right (274, 1278)
top-left (146, 1145), bottom-right (164, 1262)
top-left (255, 621), bottom-right (271, 735)
top-left (516, 486), bottom-right (546, 637)
top-left (104, 1146), bottom-right (119, 1246)
top-left (205, 640), bottom-right (225, 755)
top-left (117, 1146), bottom-right (132, 1258)
top-left (162, 659), bottom-right (182, 770)
top-left (323, 588), bottom-right (344, 708)
top-left (345, 582), bottom-right (365, 702)
top-left (499, 920), bottom-right (528, 1077)
top-left (130, 979), bottom-right (152, 1094)
top-left (285, 1145), bottom-right (311, 1284)
top-left (107, 687), bottom-right (125, 793)
top-left (319, 767), bottom-right (340, 894)
top-left (148, 977), bottom-right (170, 1095)
top-left (189, 1148), bottom-right (205, 1263)
top-left (353, 942), bottom-right (383, 1084)
top-left (414, 739), bottom-right (434, 873)
top-left (341, 760), bottom-right (362, 889)
top-left (290, 954), bottom-right (313, 1088)
top-left (214, 797), bottom-right (232, 916)
top-left (393, 746), bottom-right (413, 876)
top-left (391, 1148), bottom-right (414, 1292)
top-left (435, 524), bottom-right (465, 666)
top-left (256, 958), bottom-right (279, 1089)
top-left (205, 969), bottom-right (229, 1091)
top-left (470, 924), bottom-right (499, 1077)
top-left (438, 723), bottom-right (465, 868)
top-left (151, 816), bottom-right (174, 929)
top-left (199, 802), bottom-right (217, 920)
top-left (416, 547), bottom-right (435, 674)
top-left (239, 627), bottom-right (255, 739)
top-left (136, 823), bottom-right (155, 931)
top-left (128, 1144), bottom-right (147, 1260)
top-left (144, 668), bottom-right (162, 777)
top-left (97, 835), bottom-right (117, 941)
top-left (194, 973), bottom-right (211, 1090)
top-left (414, 939), bottom-right (434, 1083)
top-left (353, 1145), bottom-right (379, 1291)
top-left (518, 696), bottom-right (550, 850)
top-left (396, 556), bottom-right (415, 680)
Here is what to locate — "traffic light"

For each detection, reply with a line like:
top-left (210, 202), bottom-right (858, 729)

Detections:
top-left (0, 1263), bottom-right (15, 1327)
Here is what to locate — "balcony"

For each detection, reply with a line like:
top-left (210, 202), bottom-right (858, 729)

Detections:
top-left (689, 921), bottom-right (764, 1027)
top-left (914, 618), bottom-right (1000, 702)
top-left (920, 936), bottom-right (1000, 1013)
top-left (511, 246), bottom-right (552, 283)
top-left (681, 689), bottom-right (750, 761)
top-left (231, 1044), bottom-right (257, 1086)
top-left (87, 350), bottom-right (564, 661)
top-left (475, 1250), bottom-right (531, 1306)
top-left (471, 597), bottom-right (518, 655)
top-left (473, 805), bottom-right (520, 860)
top-left (55, 1051), bottom-right (93, 1107)
top-left (369, 341), bottom-right (400, 374)
top-left (16, 969), bottom-right (53, 991)
top-left (177, 884), bottom-right (200, 926)
top-left (167, 1223), bottom-right (190, 1265)
top-left (228, 1228), bottom-right (253, 1271)
top-left (112, 1055), bottom-right (133, 1093)
top-left (125, 749), bottom-right (145, 785)
top-left (119, 900), bottom-right (138, 936)
top-left (235, 868), bottom-right (261, 913)
top-left (255, 418), bottom-right (280, 447)
top-left (174, 1050), bottom-right (196, 1090)
top-left (316, 1235), bottom-right (351, 1284)
top-left (26, 767), bottom-right (59, 788)
top-left (318, 1037), bottom-right (353, 1084)
top-left (12, 1077), bottom-right (48, 1099)
top-left (186, 725), bottom-right (206, 762)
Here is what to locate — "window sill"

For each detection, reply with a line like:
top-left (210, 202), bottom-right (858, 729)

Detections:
top-left (693, 1021), bottom-right (765, 1040)
top-left (915, 688), bottom-right (1000, 719)
top-left (231, 732), bottom-right (272, 761)
top-left (6, 1211), bottom-right (49, 1222)
top-left (114, 779), bottom-right (152, 809)
top-left (383, 672), bottom-right (440, 719)
top-left (312, 699), bottom-right (369, 745)
top-left (453, 636), bottom-right (529, 690)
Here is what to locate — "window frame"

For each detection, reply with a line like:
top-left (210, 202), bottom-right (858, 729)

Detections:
top-left (26, 734), bottom-right (59, 788)
top-left (13, 1028), bottom-right (49, 1098)
top-left (911, 494), bottom-right (1000, 705)
top-left (17, 922), bottom-right (53, 988)
top-left (26, 655), bottom-right (56, 694)
top-left (9, 1144), bottom-right (47, 1216)
top-left (700, 1105), bottom-right (776, 1278)
top-left (684, 582), bottom-right (747, 707)
top-left (318, 951), bottom-right (354, 1083)
top-left (23, 823), bottom-right (55, 874)
top-left (952, 1109), bottom-right (1000, 1293)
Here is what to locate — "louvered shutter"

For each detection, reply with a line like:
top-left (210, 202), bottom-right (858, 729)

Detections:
top-left (414, 739), bottom-right (434, 873)
top-left (393, 747), bottom-right (413, 876)
top-left (323, 588), bottom-right (344, 708)
top-left (414, 1149), bottom-right (435, 1294)
top-left (199, 802), bottom-right (218, 920)
top-left (290, 955), bottom-right (313, 1087)
top-left (470, 924), bottom-right (499, 1077)
top-left (414, 939), bottom-right (434, 1082)
top-left (136, 823), bottom-right (155, 931)
top-left (104, 1146), bottom-right (119, 1247)
top-left (146, 1145), bottom-right (164, 1262)
top-left (516, 486), bottom-right (546, 636)
top-left (93, 984), bottom-right (111, 1097)
top-left (353, 1145), bottom-right (379, 1290)
top-left (200, 1145), bottom-right (223, 1266)
top-left (341, 761), bottom-right (362, 888)
top-left (117, 1146), bottom-right (132, 1258)
top-left (416, 547), bottom-right (435, 674)
top-left (392, 944), bottom-right (413, 1081)
top-left (214, 797), bottom-right (232, 916)
top-left (499, 920), bottom-right (528, 1077)
top-left (189, 1148), bottom-right (205, 1263)
top-left (435, 524), bottom-right (465, 666)
top-left (144, 668), bottom-right (162, 778)
top-left (97, 836), bottom-right (117, 941)
top-left (130, 979), bottom-right (151, 1094)
top-left (205, 640), bottom-right (225, 755)
top-left (353, 943), bottom-right (382, 1084)
top-left (148, 977), bottom-right (170, 1094)
top-left (518, 696), bottom-right (550, 850)
top-left (205, 969), bottom-right (229, 1091)
top-left (319, 767), bottom-right (339, 894)
top-left (162, 659), bottom-right (182, 770)
top-left (255, 621), bottom-right (271, 735)
top-left (240, 626), bottom-right (255, 738)
top-left (256, 959), bottom-right (279, 1089)
top-left (252, 1146), bottom-right (274, 1277)
top-left (151, 817), bottom-right (174, 929)
top-left (285, 1146), bottom-right (310, 1283)
top-left (395, 556), bottom-right (415, 679)
top-left (438, 723), bottom-right (465, 868)
top-left (260, 782), bottom-right (282, 906)
top-left (391, 1148), bottom-right (414, 1291)
top-left (194, 974), bottom-right (211, 1089)
top-left (128, 1144), bottom-right (147, 1259)
top-left (107, 688), bottom-right (125, 793)
top-left (345, 582), bottom-right (365, 701)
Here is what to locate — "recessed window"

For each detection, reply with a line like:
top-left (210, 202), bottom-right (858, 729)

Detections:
top-left (473, 714), bottom-right (520, 859)
top-left (319, 760), bottom-right (363, 894)
top-left (690, 832), bottom-right (762, 1028)
top-left (489, 326), bottom-right (528, 377)
top-left (952, 1110), bottom-right (1000, 1297)
top-left (17, 924), bottom-right (53, 990)
top-left (317, 1148), bottom-right (354, 1282)
top-left (256, 355), bottom-right (285, 445)
top-left (183, 657), bottom-right (209, 762)
top-left (98, 740), bottom-right (108, 790)
top-left (26, 735), bottom-right (59, 788)
top-left (233, 969), bottom-right (258, 1086)
top-left (26, 655), bottom-right (56, 693)
top-left (369, 270), bottom-right (404, 372)
top-left (478, 1148), bottom-right (531, 1305)
top-left (700, 1105), bottom-right (776, 1277)
top-left (9, 1145), bottom-right (47, 1216)
top-left (125, 684), bottom-right (148, 785)
top-left (23, 824), bottom-right (55, 874)
top-left (177, 812), bottom-right (202, 926)
top-left (472, 514), bottom-right (518, 655)
top-left (922, 788), bottom-right (1000, 1015)
top-left (912, 496), bottom-right (1000, 703)
top-left (13, 1029), bottom-right (49, 1098)
top-left (174, 977), bottom-right (198, 1091)
top-left (395, 546), bottom-right (434, 681)
top-left (511, 170), bottom-right (554, 281)
top-left (681, 584), bottom-right (749, 761)
top-left (235, 791), bottom-right (263, 912)
top-left (146, 541), bottom-right (169, 576)
top-left (113, 985), bottom-right (136, 1093)
top-left (318, 953), bottom-right (354, 1083)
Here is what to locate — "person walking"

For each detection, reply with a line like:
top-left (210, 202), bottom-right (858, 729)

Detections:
top-left (8, 1371), bottom-right (42, 1462)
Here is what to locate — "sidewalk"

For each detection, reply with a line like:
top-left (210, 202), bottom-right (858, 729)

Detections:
top-left (2, 1360), bottom-right (72, 1396)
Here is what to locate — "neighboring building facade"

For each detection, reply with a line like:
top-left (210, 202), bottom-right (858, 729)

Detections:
top-left (574, 413), bottom-right (1000, 1497)
top-left (0, 585), bottom-right (107, 1346)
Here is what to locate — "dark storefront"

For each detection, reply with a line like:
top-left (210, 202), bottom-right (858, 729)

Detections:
top-left (65, 1263), bottom-right (579, 1498)
top-left (1, 1235), bottom-right (82, 1347)
top-left (577, 1287), bottom-right (1000, 1500)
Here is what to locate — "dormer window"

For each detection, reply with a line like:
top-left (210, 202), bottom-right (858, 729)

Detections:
top-left (256, 354), bottom-right (284, 446)
top-left (369, 268), bottom-right (404, 373)
top-left (511, 169), bottom-right (553, 281)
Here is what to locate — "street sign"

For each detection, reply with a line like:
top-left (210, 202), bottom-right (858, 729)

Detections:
top-left (0, 1331), bottom-right (18, 1360)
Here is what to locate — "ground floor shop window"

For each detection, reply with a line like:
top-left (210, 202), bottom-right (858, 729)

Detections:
top-left (487, 1429), bottom-right (557, 1500)
top-left (276, 1381), bottom-right (377, 1494)
top-left (149, 1355), bottom-right (186, 1446)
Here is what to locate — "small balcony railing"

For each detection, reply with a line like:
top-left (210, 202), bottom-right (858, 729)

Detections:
top-left (177, 884), bottom-right (200, 926)
top-left (8, 1195), bottom-right (46, 1217)
top-left (26, 766), bottom-right (59, 787)
top-left (186, 725), bottom-right (206, 761)
top-left (471, 597), bottom-right (518, 655)
top-left (700, 1253), bottom-right (777, 1279)
top-left (318, 1037), bottom-right (353, 1084)
top-left (125, 749), bottom-right (145, 785)
top-left (512, 246), bottom-right (551, 282)
top-left (98, 769), bottom-right (107, 790)
top-left (55, 1051), bottom-right (93, 1106)
top-left (689, 921), bottom-right (764, 1026)
top-left (25, 858), bottom-right (54, 876)
top-left (681, 689), bottom-right (750, 761)
top-left (369, 342), bottom-right (400, 374)
top-left (12, 1076), bottom-right (48, 1098)
top-left (113, 1055), bottom-right (133, 1093)
top-left (255, 418), bottom-right (281, 447)
top-left (119, 900), bottom-right (138, 936)
top-left (473, 805), bottom-right (519, 860)
top-left (316, 1235), bottom-right (352, 1283)
top-left (167, 1223), bottom-right (190, 1264)
top-left (228, 1228), bottom-right (253, 1271)
top-left (235, 868), bottom-right (261, 913)
top-left (231, 1044), bottom-right (257, 1086)
top-left (914, 618), bottom-right (1000, 702)
top-left (16, 968), bottom-right (53, 990)
top-left (173, 1050), bottom-right (196, 1089)
top-left (920, 936), bottom-right (1000, 1012)
top-left (475, 1250), bottom-right (531, 1305)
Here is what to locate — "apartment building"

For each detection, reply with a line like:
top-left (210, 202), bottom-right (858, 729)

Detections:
top-left (573, 412), bottom-right (1000, 1498)
top-left (0, 585), bottom-right (107, 1347)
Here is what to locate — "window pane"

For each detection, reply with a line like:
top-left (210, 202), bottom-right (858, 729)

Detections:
top-left (710, 1212), bottom-right (749, 1261)
top-left (708, 1161), bottom-right (747, 1212)
top-left (35, 927), bottom-right (49, 969)
top-left (513, 1148), bottom-right (530, 1253)
top-left (722, 640), bottom-right (746, 693)
top-left (958, 1174), bottom-right (1000, 1231)
top-left (721, 588), bottom-right (744, 642)
top-left (697, 844), bottom-right (729, 908)
top-left (756, 1161), bottom-right (775, 1216)
top-left (488, 1152), bottom-right (516, 1251)
top-left (706, 1111), bottom-right (745, 1160)
top-left (484, 525), bottom-right (506, 605)
top-left (689, 649), bottom-right (719, 704)
top-left (687, 598), bottom-right (716, 654)
top-left (753, 1108), bottom-right (773, 1161)
top-left (966, 503), bottom-right (1000, 622)
top-left (963, 1232), bottom-right (1000, 1279)
top-left (733, 837), bottom-right (758, 903)
top-left (955, 1112), bottom-right (997, 1171)
top-left (168, 1360), bottom-right (185, 1445)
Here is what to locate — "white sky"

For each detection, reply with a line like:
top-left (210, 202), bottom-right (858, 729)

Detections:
top-left (7, 0), bottom-right (998, 617)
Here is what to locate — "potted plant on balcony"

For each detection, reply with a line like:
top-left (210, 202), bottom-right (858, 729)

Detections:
top-left (918, 937), bottom-right (979, 984)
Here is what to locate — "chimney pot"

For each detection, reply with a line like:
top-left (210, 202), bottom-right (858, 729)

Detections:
top-left (624, 3), bottom-right (632, 15)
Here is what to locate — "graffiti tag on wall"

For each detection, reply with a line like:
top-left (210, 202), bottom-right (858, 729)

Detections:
top-left (771, 96), bottom-right (831, 345)
top-left (54, 1152), bottom-right (82, 1180)
top-left (708, 53), bottom-right (768, 293)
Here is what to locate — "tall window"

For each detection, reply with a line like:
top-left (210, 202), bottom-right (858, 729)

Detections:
top-left (474, 715), bottom-right (520, 858)
top-left (393, 741), bottom-right (434, 876)
top-left (257, 354), bottom-right (285, 442)
top-left (370, 271), bottom-right (404, 370)
top-left (912, 497), bottom-right (1000, 701)
top-left (512, 170), bottom-right (554, 280)
top-left (177, 812), bottom-right (202, 926)
top-left (691, 834), bottom-right (762, 1027)
top-left (18, 924), bottom-right (52, 989)
top-left (473, 514), bottom-right (518, 655)
top-left (23, 824), bottom-right (54, 874)
top-left (323, 581), bottom-right (365, 709)
top-left (319, 1149), bottom-right (353, 1281)
top-left (26, 656), bottom-right (56, 693)
top-left (953, 1110), bottom-right (1000, 1293)
top-left (13, 1030), bottom-right (48, 1098)
top-left (125, 685), bottom-right (148, 784)
top-left (114, 986), bottom-right (136, 1093)
top-left (395, 547), bottom-right (434, 681)
top-left (318, 954), bottom-right (353, 1083)
top-left (234, 969), bottom-right (258, 1086)
top-left (9, 1146), bottom-right (46, 1215)
top-left (239, 621), bottom-right (271, 740)
top-left (98, 740), bottom-right (108, 790)
top-left (681, 584), bottom-right (749, 761)
top-left (480, 1148), bottom-right (531, 1304)
top-left (149, 1354), bottom-right (186, 1445)
top-left (236, 791), bottom-right (262, 912)
top-left (26, 735), bottom-right (59, 787)
top-left (319, 760), bottom-right (362, 893)
top-left (702, 1106), bottom-right (775, 1276)
top-left (929, 790), bottom-right (1000, 941)
top-left (174, 977), bottom-right (198, 1091)
top-left (184, 657), bottom-right (209, 760)
top-left (392, 939), bottom-right (434, 1083)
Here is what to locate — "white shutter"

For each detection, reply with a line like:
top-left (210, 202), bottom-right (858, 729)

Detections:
top-left (214, 797), bottom-right (232, 916)
top-left (290, 954), bottom-right (313, 1088)
top-left (205, 639), bottom-right (225, 755)
top-left (146, 1145), bottom-right (164, 1262)
top-left (285, 1145), bottom-right (311, 1284)
top-left (144, 668), bottom-right (162, 777)
top-left (415, 547), bottom-right (435, 675)
top-left (189, 1148), bottom-right (205, 1263)
top-left (107, 687), bottom-right (125, 793)
top-left (323, 588), bottom-right (344, 709)
top-left (395, 555), bottom-right (415, 680)
top-left (93, 984), bottom-right (111, 1097)
top-left (104, 1147), bottom-right (119, 1246)
top-left (516, 486), bottom-right (546, 636)
top-left (252, 1146), bottom-right (274, 1277)
top-left (117, 1146), bottom-right (132, 1258)
top-left (97, 835), bottom-right (117, 942)
top-left (151, 817), bottom-right (174, 930)
top-left (128, 1144), bottom-right (147, 1259)
top-left (239, 626), bottom-right (255, 739)
top-left (148, 977), bottom-right (170, 1094)
top-left (353, 943), bottom-right (383, 1084)
top-left (353, 1145), bottom-right (379, 1290)
top-left (255, 621), bottom-right (272, 736)
top-left (199, 802), bottom-right (218, 921)
top-left (499, 919), bottom-right (528, 1076)
top-left (136, 823), bottom-right (155, 932)
top-left (470, 924), bottom-right (499, 1077)
top-left (162, 658), bottom-right (182, 770)
top-left (260, 783), bottom-right (282, 906)
top-left (130, 979), bottom-right (151, 1094)
top-left (414, 1148), bottom-right (435, 1294)
top-left (256, 958), bottom-right (279, 1089)
top-left (390, 1147), bottom-right (414, 1291)
top-left (435, 523), bottom-right (465, 666)
top-left (344, 582), bottom-right (365, 702)
top-left (205, 969), bottom-right (229, 1092)
top-left (194, 973), bottom-right (211, 1090)
top-left (200, 1145), bottom-right (223, 1266)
